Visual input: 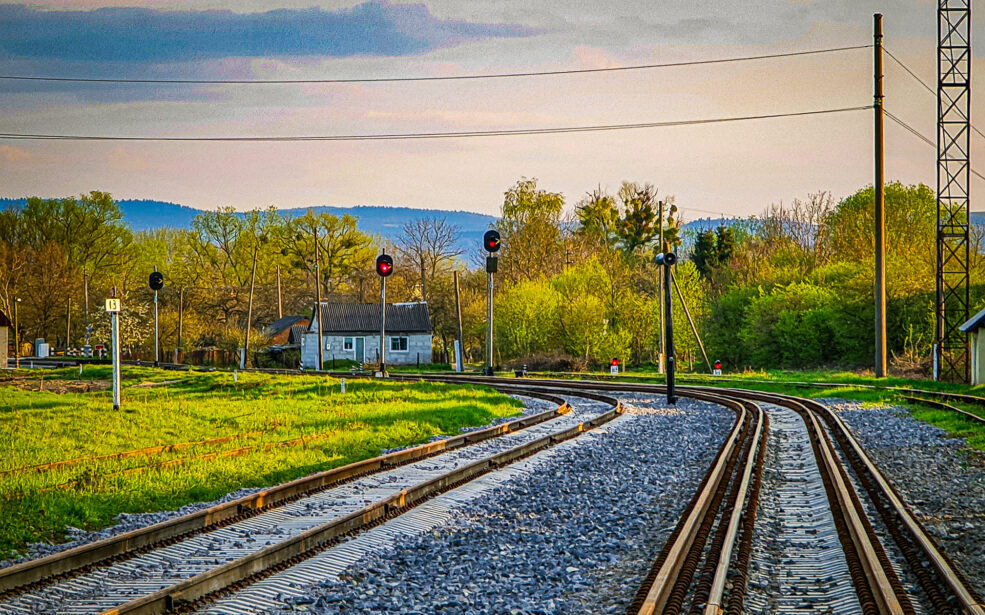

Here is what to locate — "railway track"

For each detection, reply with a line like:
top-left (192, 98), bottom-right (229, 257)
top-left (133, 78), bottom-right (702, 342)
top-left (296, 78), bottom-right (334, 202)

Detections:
top-left (399, 374), bottom-right (984, 615)
top-left (4, 367), bottom-right (984, 614)
top-left (0, 386), bottom-right (624, 614)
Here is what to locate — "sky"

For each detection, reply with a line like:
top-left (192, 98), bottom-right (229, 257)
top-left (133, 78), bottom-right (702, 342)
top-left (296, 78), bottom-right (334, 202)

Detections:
top-left (0, 0), bottom-right (982, 219)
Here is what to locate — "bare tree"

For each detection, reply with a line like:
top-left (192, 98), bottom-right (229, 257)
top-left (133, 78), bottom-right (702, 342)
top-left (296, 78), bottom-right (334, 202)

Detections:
top-left (397, 217), bottom-right (464, 304)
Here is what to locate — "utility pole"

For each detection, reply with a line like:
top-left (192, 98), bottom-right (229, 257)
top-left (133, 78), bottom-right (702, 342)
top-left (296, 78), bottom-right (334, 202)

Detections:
top-left (453, 270), bottom-right (464, 372)
top-left (243, 246), bottom-right (259, 369)
top-left (176, 287), bottom-right (184, 363)
top-left (276, 265), bottom-right (283, 320)
top-left (874, 13), bottom-right (887, 378)
top-left (658, 201), bottom-right (666, 374)
top-left (83, 271), bottom-right (90, 351)
top-left (13, 296), bottom-right (20, 369)
top-left (314, 227), bottom-right (324, 372)
top-left (65, 298), bottom-right (71, 351)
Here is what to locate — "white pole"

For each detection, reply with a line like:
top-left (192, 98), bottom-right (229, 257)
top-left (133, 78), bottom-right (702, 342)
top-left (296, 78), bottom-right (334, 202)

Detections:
top-left (111, 307), bottom-right (121, 410)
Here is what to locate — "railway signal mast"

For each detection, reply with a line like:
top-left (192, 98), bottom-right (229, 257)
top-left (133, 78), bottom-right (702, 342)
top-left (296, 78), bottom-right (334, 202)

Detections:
top-left (483, 230), bottom-right (501, 376)
top-left (376, 251), bottom-right (393, 377)
top-left (149, 269), bottom-right (164, 367)
top-left (655, 250), bottom-right (678, 404)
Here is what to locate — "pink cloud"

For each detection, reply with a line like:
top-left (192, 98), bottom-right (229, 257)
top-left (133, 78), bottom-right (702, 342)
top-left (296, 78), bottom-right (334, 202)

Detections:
top-left (0, 145), bottom-right (35, 164)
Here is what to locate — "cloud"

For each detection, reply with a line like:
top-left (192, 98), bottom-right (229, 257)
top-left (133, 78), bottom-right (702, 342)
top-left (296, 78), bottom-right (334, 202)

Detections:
top-left (0, 2), bottom-right (540, 64)
top-left (0, 145), bottom-right (34, 163)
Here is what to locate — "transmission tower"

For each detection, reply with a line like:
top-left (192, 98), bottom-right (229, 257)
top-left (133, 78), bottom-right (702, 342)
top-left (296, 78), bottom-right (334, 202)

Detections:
top-left (936, 0), bottom-right (972, 382)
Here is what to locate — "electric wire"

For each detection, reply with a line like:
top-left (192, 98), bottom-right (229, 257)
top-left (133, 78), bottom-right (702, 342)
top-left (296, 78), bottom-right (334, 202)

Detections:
top-left (885, 108), bottom-right (985, 183)
top-left (883, 47), bottom-right (985, 141)
top-left (0, 45), bottom-right (872, 85)
top-left (0, 106), bottom-right (872, 142)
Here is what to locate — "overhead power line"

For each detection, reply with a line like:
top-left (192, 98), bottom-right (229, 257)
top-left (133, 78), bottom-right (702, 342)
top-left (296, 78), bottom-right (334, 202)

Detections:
top-left (0, 106), bottom-right (871, 142)
top-left (883, 47), bottom-right (985, 142)
top-left (885, 108), bottom-right (985, 183)
top-left (0, 45), bottom-right (872, 85)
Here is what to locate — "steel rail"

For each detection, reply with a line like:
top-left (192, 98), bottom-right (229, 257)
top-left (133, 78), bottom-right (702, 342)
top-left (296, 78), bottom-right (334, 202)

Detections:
top-left (806, 395), bottom-right (985, 615)
top-left (95, 392), bottom-right (625, 615)
top-left (0, 386), bottom-right (568, 595)
top-left (631, 391), bottom-right (749, 615)
top-left (410, 375), bottom-right (982, 612)
top-left (702, 397), bottom-right (764, 615)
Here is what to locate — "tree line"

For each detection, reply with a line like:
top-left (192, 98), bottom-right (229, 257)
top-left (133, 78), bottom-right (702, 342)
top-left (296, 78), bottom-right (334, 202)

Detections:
top-left (3, 178), bottom-right (980, 374)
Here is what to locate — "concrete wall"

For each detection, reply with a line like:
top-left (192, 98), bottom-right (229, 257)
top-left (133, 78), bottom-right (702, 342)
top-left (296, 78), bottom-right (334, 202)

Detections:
top-left (973, 330), bottom-right (985, 386)
top-left (301, 331), bottom-right (433, 368)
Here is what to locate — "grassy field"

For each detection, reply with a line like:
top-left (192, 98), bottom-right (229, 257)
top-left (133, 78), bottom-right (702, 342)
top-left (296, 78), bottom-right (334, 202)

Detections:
top-left (0, 366), bottom-right (521, 559)
top-left (537, 367), bottom-right (985, 453)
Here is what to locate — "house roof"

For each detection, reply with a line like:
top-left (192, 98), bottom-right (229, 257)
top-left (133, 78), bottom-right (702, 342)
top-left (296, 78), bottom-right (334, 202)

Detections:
top-left (288, 324), bottom-right (307, 345)
top-left (959, 306), bottom-right (985, 332)
top-left (312, 302), bottom-right (431, 334)
top-left (264, 315), bottom-right (308, 337)
top-left (0, 309), bottom-right (10, 328)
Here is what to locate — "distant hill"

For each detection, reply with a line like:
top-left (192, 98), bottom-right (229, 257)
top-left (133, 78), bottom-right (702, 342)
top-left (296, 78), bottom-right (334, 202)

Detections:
top-left (0, 198), bottom-right (498, 254)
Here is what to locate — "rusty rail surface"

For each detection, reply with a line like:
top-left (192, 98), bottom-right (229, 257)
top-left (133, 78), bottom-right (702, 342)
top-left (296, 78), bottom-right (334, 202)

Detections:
top-left (0, 386), bottom-right (569, 594)
top-left (94, 393), bottom-right (625, 615)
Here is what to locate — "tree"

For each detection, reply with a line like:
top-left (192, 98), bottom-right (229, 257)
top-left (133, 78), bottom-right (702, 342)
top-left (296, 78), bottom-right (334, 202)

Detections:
top-left (397, 217), bottom-right (464, 304)
top-left (692, 230), bottom-right (717, 277)
top-left (575, 186), bottom-right (618, 248)
top-left (497, 178), bottom-right (565, 283)
top-left (615, 182), bottom-right (660, 256)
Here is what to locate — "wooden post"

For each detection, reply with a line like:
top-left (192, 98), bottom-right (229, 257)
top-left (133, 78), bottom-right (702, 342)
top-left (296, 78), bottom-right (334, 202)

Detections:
top-left (276, 265), bottom-right (283, 319)
top-left (65, 298), bottom-right (71, 351)
top-left (314, 228), bottom-right (324, 372)
top-left (454, 270), bottom-right (464, 371)
top-left (243, 247), bottom-right (259, 368)
top-left (176, 287), bottom-right (184, 363)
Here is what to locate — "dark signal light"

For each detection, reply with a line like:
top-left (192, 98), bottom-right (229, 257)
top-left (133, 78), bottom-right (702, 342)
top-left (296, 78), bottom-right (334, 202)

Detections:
top-left (483, 230), bottom-right (501, 253)
top-left (376, 253), bottom-right (393, 277)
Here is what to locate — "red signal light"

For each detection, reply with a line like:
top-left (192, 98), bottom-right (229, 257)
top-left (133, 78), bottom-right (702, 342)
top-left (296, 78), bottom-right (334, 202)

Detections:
top-left (611, 358), bottom-right (619, 366)
top-left (483, 229), bottom-right (501, 253)
top-left (376, 254), bottom-right (393, 277)
top-left (714, 360), bottom-right (722, 370)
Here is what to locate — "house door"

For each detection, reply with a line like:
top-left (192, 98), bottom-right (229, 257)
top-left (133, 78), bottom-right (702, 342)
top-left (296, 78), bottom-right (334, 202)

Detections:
top-left (354, 337), bottom-right (365, 363)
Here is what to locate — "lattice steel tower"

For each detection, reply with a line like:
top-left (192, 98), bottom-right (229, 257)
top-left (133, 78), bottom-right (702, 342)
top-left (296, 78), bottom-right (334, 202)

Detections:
top-left (936, 0), bottom-right (972, 382)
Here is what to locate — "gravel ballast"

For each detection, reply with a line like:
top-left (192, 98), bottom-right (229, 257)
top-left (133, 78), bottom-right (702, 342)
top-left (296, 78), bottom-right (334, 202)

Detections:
top-left (829, 399), bottom-right (985, 594)
top-left (265, 394), bottom-right (734, 615)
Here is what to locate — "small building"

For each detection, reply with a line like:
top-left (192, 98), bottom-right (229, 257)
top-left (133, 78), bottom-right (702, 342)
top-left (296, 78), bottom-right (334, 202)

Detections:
top-left (959, 308), bottom-right (985, 384)
top-left (301, 302), bottom-right (432, 368)
top-left (0, 309), bottom-right (9, 367)
top-left (263, 315), bottom-right (310, 346)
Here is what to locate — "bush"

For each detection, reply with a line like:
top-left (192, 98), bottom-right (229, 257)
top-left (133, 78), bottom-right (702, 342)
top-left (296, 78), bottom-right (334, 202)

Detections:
top-left (507, 352), bottom-right (589, 373)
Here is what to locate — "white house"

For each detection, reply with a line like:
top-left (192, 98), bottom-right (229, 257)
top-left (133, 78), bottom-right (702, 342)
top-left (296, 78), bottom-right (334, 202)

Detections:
top-left (301, 302), bottom-right (433, 368)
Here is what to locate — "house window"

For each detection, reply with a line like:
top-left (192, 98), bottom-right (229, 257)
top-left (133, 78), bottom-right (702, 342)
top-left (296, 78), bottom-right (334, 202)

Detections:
top-left (390, 336), bottom-right (409, 352)
top-left (344, 337), bottom-right (354, 351)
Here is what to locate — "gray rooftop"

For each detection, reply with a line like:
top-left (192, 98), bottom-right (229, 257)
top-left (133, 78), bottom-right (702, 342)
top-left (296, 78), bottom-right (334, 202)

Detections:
top-left (959, 306), bottom-right (985, 332)
top-left (312, 302), bottom-right (431, 334)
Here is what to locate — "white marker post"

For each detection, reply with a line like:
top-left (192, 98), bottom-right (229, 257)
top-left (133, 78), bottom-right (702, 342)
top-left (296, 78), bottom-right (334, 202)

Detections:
top-left (105, 297), bottom-right (122, 410)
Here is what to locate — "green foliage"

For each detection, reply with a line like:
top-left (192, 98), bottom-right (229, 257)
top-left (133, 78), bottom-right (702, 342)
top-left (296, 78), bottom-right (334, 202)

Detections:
top-left (0, 368), bottom-right (521, 557)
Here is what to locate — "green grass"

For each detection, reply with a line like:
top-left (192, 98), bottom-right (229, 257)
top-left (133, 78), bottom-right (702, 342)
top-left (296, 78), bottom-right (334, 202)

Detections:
top-left (0, 367), bottom-right (521, 559)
